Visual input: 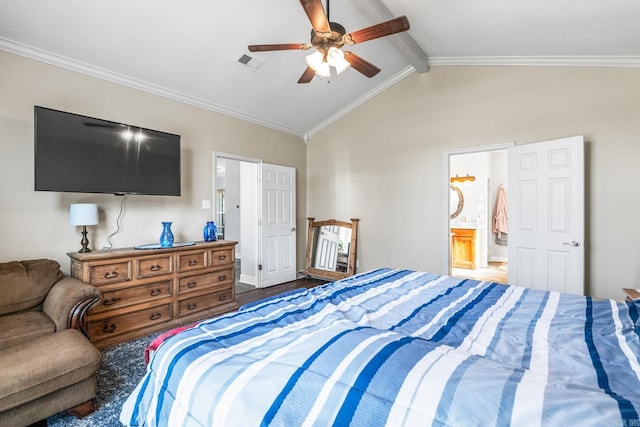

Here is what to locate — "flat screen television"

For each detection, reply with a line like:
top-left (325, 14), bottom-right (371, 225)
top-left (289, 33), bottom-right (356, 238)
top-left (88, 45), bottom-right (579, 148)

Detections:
top-left (34, 106), bottom-right (181, 196)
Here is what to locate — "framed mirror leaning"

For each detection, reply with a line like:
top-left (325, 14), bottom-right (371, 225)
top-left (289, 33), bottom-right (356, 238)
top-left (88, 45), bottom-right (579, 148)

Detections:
top-left (305, 217), bottom-right (359, 281)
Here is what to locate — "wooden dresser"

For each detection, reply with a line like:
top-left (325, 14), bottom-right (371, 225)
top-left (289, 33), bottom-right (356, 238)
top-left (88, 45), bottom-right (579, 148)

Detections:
top-left (68, 240), bottom-right (238, 348)
top-left (451, 228), bottom-right (476, 270)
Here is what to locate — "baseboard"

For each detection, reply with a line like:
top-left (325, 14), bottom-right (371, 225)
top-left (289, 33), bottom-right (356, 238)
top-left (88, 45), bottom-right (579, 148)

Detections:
top-left (239, 274), bottom-right (257, 286)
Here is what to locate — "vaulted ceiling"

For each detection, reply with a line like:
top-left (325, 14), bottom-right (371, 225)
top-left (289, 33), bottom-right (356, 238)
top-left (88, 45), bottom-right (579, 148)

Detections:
top-left (2, 0), bottom-right (639, 139)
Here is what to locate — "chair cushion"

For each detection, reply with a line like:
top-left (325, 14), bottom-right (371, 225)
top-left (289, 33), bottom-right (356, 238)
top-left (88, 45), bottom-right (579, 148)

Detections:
top-left (0, 311), bottom-right (55, 349)
top-left (0, 259), bottom-right (63, 315)
top-left (0, 329), bottom-right (102, 412)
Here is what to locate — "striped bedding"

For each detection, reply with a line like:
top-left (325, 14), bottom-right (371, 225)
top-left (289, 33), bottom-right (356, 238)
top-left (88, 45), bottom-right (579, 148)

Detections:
top-left (120, 268), bottom-right (640, 426)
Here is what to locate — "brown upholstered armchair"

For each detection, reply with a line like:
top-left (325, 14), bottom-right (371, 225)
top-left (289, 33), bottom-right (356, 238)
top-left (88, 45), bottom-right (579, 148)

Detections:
top-left (0, 259), bottom-right (103, 426)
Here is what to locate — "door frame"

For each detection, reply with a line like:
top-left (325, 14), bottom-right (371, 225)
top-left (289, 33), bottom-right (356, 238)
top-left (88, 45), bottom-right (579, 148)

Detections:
top-left (442, 142), bottom-right (515, 275)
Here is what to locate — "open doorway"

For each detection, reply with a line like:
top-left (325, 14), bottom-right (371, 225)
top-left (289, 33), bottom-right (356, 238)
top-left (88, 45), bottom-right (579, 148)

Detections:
top-left (215, 153), bottom-right (298, 293)
top-left (444, 143), bottom-right (512, 284)
top-left (215, 153), bottom-right (259, 294)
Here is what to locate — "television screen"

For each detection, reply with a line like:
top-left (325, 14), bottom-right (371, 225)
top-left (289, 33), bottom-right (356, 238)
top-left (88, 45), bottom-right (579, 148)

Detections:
top-left (34, 106), bottom-right (181, 196)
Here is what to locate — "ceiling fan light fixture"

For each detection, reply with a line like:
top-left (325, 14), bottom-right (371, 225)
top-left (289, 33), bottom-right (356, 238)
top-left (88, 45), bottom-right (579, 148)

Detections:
top-left (316, 61), bottom-right (331, 78)
top-left (327, 47), bottom-right (350, 75)
top-left (305, 51), bottom-right (331, 78)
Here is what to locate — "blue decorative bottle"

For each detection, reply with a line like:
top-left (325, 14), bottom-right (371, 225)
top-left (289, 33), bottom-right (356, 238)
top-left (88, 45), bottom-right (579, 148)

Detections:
top-left (203, 221), bottom-right (217, 242)
top-left (159, 222), bottom-right (174, 247)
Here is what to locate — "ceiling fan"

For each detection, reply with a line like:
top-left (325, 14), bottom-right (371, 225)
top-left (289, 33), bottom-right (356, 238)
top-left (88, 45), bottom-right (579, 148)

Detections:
top-left (248, 0), bottom-right (410, 84)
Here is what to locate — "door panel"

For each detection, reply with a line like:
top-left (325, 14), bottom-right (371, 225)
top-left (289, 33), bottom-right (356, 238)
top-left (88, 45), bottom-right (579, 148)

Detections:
top-left (508, 135), bottom-right (584, 295)
top-left (260, 163), bottom-right (297, 287)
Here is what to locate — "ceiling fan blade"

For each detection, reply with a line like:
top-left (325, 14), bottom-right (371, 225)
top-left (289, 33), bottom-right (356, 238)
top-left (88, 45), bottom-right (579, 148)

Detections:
top-left (298, 66), bottom-right (316, 84)
top-left (343, 15), bottom-right (410, 45)
top-left (343, 52), bottom-right (381, 78)
top-left (248, 43), bottom-right (310, 52)
top-left (299, 0), bottom-right (331, 37)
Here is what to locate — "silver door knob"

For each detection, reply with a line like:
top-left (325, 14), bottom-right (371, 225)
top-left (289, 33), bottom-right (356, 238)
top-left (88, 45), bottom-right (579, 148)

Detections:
top-left (290, 227), bottom-right (296, 232)
top-left (562, 240), bottom-right (580, 247)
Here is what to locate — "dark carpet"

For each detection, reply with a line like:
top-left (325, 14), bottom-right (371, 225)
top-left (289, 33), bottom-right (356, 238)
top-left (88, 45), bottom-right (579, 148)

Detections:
top-left (47, 332), bottom-right (160, 427)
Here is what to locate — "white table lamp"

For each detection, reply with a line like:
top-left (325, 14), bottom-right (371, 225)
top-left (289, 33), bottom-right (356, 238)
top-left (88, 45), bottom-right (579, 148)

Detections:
top-left (70, 203), bottom-right (99, 252)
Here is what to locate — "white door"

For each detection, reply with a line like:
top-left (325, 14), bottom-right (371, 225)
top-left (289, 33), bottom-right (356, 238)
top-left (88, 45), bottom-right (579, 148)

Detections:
top-left (508, 135), bottom-right (584, 295)
top-left (314, 225), bottom-right (340, 270)
top-left (259, 163), bottom-right (297, 287)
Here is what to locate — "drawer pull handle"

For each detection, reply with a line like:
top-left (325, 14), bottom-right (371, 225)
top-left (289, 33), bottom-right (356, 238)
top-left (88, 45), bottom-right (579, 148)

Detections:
top-left (217, 254), bottom-right (226, 260)
top-left (187, 302), bottom-right (197, 311)
top-left (150, 312), bottom-right (162, 321)
top-left (218, 274), bottom-right (227, 281)
top-left (150, 265), bottom-right (162, 272)
top-left (103, 297), bottom-right (119, 306)
top-left (186, 281), bottom-right (197, 289)
top-left (218, 295), bottom-right (227, 302)
top-left (188, 260), bottom-right (198, 266)
top-left (150, 288), bottom-right (162, 296)
top-left (103, 322), bottom-right (116, 333)
top-left (104, 271), bottom-right (119, 279)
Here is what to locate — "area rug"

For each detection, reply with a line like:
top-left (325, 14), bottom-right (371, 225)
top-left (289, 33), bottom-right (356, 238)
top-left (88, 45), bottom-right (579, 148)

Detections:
top-left (47, 331), bottom-right (160, 427)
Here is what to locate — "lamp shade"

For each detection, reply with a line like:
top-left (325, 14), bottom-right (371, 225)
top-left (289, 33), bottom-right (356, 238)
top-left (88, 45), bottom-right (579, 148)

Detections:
top-left (326, 47), bottom-right (350, 75)
top-left (70, 203), bottom-right (99, 226)
top-left (305, 51), bottom-right (331, 78)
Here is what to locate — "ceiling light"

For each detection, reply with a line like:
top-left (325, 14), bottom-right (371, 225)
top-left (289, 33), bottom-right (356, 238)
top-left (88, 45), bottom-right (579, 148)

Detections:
top-left (305, 51), bottom-right (330, 78)
top-left (326, 47), bottom-right (350, 75)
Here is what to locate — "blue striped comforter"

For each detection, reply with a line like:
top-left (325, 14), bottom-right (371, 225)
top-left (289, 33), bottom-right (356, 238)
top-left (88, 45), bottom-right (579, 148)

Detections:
top-left (120, 269), bottom-right (640, 426)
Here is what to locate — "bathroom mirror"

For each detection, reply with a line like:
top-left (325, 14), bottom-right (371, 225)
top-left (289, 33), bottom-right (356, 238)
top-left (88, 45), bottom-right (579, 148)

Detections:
top-left (305, 217), bottom-right (359, 281)
top-left (450, 185), bottom-right (464, 219)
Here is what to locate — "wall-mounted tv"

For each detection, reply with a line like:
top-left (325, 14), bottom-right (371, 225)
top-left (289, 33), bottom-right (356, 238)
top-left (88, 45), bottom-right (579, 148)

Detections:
top-left (34, 106), bottom-right (181, 196)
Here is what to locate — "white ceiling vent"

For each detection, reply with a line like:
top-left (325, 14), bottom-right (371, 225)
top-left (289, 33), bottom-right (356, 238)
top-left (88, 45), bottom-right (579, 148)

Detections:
top-left (235, 53), bottom-right (265, 71)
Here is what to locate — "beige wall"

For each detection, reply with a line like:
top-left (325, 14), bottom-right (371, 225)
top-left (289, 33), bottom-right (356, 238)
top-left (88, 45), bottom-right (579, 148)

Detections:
top-left (0, 51), bottom-right (307, 274)
top-left (307, 66), bottom-right (640, 300)
top-left (3, 49), bottom-right (639, 300)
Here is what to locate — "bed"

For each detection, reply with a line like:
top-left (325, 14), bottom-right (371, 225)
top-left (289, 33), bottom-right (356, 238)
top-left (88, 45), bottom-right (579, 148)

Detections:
top-left (120, 268), bottom-right (640, 426)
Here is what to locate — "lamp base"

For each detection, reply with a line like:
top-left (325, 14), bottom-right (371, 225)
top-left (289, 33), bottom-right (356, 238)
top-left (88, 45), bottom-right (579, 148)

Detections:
top-left (79, 226), bottom-right (92, 253)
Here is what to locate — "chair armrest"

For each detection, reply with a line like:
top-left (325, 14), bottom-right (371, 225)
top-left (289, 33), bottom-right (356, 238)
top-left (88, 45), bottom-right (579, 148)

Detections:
top-left (42, 276), bottom-right (102, 333)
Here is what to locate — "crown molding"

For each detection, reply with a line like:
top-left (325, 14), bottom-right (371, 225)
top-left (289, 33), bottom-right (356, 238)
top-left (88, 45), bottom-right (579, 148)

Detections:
top-left (428, 55), bottom-right (640, 67)
top-left (0, 38), bottom-right (306, 138)
top-left (5, 36), bottom-right (640, 142)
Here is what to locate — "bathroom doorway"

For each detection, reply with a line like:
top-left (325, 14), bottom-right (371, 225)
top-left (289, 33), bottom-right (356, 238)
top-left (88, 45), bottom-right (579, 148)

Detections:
top-left (444, 143), bottom-right (512, 284)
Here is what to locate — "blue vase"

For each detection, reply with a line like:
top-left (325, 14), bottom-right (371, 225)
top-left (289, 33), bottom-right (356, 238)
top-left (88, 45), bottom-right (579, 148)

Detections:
top-left (203, 221), bottom-right (217, 242)
top-left (159, 222), bottom-right (174, 247)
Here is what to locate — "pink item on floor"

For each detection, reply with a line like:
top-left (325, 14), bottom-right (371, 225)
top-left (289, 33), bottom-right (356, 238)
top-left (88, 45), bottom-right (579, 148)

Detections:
top-left (144, 323), bottom-right (197, 366)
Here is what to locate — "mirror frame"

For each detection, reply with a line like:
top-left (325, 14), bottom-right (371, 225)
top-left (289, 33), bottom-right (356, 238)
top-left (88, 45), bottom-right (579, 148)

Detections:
top-left (305, 217), bottom-right (359, 281)
top-left (450, 185), bottom-right (464, 219)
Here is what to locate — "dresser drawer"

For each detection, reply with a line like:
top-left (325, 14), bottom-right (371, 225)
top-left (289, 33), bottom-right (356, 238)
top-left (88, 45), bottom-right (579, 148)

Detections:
top-left (177, 251), bottom-right (207, 273)
top-left (178, 288), bottom-right (234, 317)
top-left (210, 248), bottom-right (234, 266)
top-left (178, 269), bottom-right (233, 295)
top-left (92, 280), bottom-right (172, 313)
top-left (88, 303), bottom-right (172, 340)
top-left (88, 261), bottom-right (132, 286)
top-left (136, 255), bottom-right (173, 279)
